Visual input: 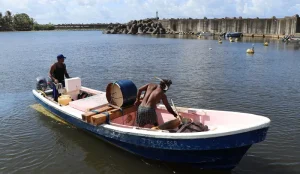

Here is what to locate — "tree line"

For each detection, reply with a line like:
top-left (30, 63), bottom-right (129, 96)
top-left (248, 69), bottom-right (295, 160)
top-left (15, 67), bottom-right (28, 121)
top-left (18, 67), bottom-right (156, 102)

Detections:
top-left (0, 11), bottom-right (55, 31)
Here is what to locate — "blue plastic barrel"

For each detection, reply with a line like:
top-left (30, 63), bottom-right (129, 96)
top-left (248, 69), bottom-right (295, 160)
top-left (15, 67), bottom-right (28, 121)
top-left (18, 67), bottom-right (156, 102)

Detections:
top-left (106, 80), bottom-right (137, 107)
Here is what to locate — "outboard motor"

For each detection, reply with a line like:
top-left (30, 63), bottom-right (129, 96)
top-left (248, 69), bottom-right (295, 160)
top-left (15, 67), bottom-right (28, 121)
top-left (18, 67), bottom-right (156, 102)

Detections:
top-left (36, 76), bottom-right (48, 91)
top-left (47, 76), bottom-right (54, 89)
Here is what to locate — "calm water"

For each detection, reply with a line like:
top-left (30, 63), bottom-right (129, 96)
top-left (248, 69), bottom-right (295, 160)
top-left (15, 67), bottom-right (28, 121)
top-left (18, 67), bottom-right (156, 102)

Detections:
top-left (1, 31), bottom-right (300, 174)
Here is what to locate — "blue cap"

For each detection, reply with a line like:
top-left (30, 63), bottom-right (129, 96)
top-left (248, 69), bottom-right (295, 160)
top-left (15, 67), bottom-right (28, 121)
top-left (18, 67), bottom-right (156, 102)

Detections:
top-left (57, 54), bottom-right (66, 59)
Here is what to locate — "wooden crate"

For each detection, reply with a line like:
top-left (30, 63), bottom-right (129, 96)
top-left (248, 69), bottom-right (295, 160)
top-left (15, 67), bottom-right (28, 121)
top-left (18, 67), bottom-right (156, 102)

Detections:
top-left (91, 105), bottom-right (137, 126)
top-left (82, 105), bottom-right (114, 123)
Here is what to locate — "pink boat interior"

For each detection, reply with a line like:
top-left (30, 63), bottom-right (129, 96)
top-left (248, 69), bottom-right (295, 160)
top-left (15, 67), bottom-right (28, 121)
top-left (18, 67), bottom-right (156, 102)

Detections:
top-left (108, 106), bottom-right (268, 132)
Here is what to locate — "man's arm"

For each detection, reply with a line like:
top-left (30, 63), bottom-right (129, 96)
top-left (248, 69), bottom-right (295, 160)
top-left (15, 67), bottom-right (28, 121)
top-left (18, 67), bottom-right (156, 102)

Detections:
top-left (161, 94), bottom-right (177, 117)
top-left (64, 64), bottom-right (70, 78)
top-left (49, 64), bottom-right (58, 83)
top-left (134, 84), bottom-right (148, 105)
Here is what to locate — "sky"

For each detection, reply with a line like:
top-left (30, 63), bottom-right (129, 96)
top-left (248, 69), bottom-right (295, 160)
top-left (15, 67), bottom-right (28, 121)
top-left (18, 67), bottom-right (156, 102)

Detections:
top-left (0, 0), bottom-right (299, 24)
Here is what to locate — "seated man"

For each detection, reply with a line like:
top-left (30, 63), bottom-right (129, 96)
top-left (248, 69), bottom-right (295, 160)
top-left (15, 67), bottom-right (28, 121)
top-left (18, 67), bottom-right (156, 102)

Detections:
top-left (134, 78), bottom-right (178, 127)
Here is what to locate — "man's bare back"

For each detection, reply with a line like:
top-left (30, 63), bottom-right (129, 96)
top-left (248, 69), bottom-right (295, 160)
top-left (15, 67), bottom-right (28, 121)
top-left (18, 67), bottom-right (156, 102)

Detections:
top-left (134, 81), bottom-right (177, 118)
top-left (141, 83), bottom-right (164, 108)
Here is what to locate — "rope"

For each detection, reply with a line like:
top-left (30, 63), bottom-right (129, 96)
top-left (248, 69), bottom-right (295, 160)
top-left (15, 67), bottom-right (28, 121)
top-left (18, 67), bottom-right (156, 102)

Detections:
top-left (135, 106), bottom-right (138, 126)
top-left (103, 112), bottom-right (110, 124)
top-left (37, 90), bottom-right (46, 97)
top-left (119, 108), bottom-right (124, 125)
top-left (90, 110), bottom-right (100, 114)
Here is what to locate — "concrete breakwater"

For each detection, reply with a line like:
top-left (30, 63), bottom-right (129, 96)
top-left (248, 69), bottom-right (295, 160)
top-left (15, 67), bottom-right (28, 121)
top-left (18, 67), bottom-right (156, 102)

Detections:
top-left (160, 15), bottom-right (300, 37)
top-left (103, 18), bottom-right (171, 34)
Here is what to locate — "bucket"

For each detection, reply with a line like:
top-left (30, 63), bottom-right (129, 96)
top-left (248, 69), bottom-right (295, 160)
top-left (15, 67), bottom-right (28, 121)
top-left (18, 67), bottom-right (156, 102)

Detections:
top-left (106, 80), bottom-right (137, 107)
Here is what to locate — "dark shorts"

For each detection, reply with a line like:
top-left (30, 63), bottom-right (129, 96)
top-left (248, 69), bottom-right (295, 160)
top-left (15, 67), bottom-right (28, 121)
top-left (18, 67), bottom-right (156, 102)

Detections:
top-left (136, 106), bottom-right (158, 127)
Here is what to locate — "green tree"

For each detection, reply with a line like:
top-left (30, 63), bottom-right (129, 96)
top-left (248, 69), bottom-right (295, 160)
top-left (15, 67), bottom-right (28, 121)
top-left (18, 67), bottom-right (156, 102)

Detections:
top-left (2, 10), bottom-right (13, 31)
top-left (0, 12), bottom-right (3, 31)
top-left (33, 22), bottom-right (55, 31)
top-left (0, 11), bottom-right (54, 31)
top-left (13, 13), bottom-right (34, 31)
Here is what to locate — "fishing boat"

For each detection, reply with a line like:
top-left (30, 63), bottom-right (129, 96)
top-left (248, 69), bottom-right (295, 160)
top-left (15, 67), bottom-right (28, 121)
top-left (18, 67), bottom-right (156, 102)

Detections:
top-left (226, 32), bottom-right (243, 37)
top-left (282, 35), bottom-right (300, 42)
top-left (33, 77), bottom-right (270, 170)
top-left (197, 31), bottom-right (213, 37)
top-left (289, 37), bottom-right (300, 42)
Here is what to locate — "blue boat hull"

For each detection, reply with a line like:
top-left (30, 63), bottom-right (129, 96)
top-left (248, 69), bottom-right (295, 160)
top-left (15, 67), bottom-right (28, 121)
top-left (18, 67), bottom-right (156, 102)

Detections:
top-left (101, 135), bottom-right (252, 169)
top-left (34, 94), bottom-right (268, 170)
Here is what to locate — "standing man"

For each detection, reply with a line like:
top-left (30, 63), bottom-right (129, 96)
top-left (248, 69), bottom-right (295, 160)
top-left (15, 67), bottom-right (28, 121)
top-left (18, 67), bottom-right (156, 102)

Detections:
top-left (49, 54), bottom-right (70, 87)
top-left (134, 78), bottom-right (178, 127)
top-left (49, 54), bottom-right (70, 101)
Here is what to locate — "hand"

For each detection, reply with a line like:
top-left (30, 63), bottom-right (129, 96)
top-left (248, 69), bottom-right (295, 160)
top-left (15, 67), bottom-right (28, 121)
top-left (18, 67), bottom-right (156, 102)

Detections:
top-left (54, 79), bottom-right (59, 84)
top-left (134, 100), bottom-right (141, 106)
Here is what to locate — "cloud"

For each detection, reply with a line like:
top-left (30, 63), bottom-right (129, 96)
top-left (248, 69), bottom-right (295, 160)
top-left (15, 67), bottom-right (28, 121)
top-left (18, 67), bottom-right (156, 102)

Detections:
top-left (0, 0), bottom-right (299, 24)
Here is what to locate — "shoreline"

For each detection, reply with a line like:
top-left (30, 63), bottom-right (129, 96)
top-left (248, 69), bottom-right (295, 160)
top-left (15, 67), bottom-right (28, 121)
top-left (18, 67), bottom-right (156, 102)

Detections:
top-left (0, 29), bottom-right (286, 38)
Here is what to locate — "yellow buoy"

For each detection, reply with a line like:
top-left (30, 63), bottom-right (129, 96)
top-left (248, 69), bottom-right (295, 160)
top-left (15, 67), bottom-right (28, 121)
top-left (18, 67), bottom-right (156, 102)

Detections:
top-left (229, 37), bottom-right (234, 42)
top-left (246, 48), bottom-right (254, 54)
top-left (264, 42), bottom-right (269, 46)
top-left (247, 44), bottom-right (255, 54)
top-left (218, 39), bottom-right (222, 43)
top-left (235, 38), bottom-right (238, 42)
